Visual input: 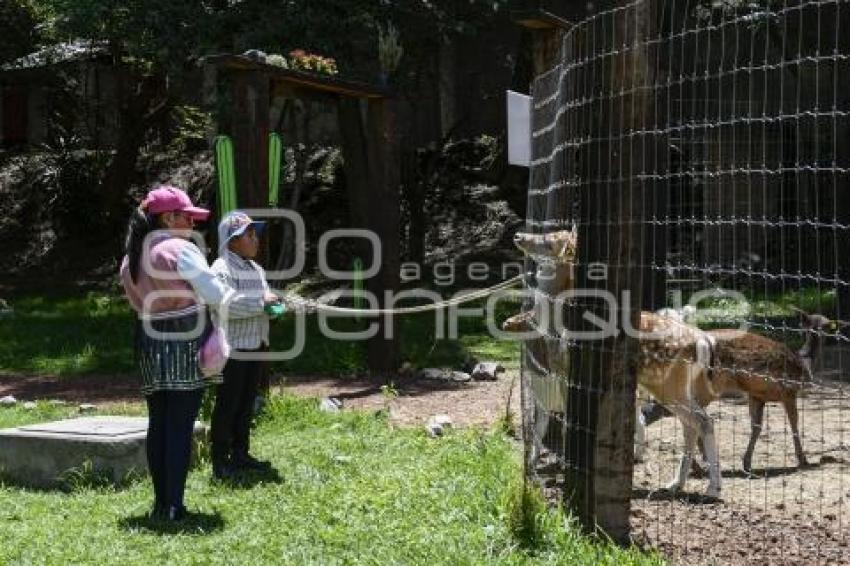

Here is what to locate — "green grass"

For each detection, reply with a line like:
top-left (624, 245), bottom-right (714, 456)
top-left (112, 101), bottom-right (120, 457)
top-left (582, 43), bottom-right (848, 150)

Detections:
top-left (0, 396), bottom-right (660, 564)
top-left (0, 283), bottom-right (834, 377)
top-left (692, 285), bottom-right (837, 325)
top-left (0, 294), bottom-right (135, 375)
top-left (0, 294), bottom-right (522, 377)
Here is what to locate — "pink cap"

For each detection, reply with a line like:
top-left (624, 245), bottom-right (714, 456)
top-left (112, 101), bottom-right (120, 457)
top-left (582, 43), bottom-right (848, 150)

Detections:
top-left (141, 185), bottom-right (210, 221)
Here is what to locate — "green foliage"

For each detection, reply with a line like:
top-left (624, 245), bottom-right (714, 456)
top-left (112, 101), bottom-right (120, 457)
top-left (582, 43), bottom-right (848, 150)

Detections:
top-left (0, 294), bottom-right (134, 375)
top-left (0, 1), bottom-right (42, 64)
top-left (377, 21), bottom-right (403, 76)
top-left (503, 476), bottom-right (548, 549)
top-left (168, 105), bottom-right (212, 152)
top-left (690, 286), bottom-right (838, 326)
top-left (0, 395), bottom-right (661, 564)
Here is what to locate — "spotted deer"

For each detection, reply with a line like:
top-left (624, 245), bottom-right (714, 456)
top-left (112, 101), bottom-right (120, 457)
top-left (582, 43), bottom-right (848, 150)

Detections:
top-left (641, 309), bottom-right (836, 473)
top-left (511, 230), bottom-right (722, 498)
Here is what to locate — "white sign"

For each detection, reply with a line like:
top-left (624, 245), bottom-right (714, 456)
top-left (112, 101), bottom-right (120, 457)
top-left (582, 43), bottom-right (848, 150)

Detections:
top-left (507, 90), bottom-right (531, 167)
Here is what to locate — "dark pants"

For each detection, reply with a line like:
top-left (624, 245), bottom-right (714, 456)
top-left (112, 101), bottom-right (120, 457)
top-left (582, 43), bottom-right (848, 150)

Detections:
top-left (146, 389), bottom-right (203, 510)
top-left (211, 351), bottom-right (262, 465)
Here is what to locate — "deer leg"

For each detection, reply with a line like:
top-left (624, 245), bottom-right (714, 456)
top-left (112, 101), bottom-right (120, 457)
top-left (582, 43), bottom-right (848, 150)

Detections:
top-left (634, 403), bottom-right (647, 462)
top-left (690, 435), bottom-right (709, 478)
top-left (782, 393), bottom-right (809, 468)
top-left (697, 412), bottom-right (721, 498)
top-left (742, 397), bottom-right (765, 474)
top-left (666, 415), bottom-right (698, 494)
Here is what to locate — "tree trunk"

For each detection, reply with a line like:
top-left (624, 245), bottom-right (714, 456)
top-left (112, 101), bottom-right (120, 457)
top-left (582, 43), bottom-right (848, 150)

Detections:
top-left (562, 0), bottom-right (654, 542)
top-left (338, 96), bottom-right (402, 377)
top-left (103, 70), bottom-right (170, 239)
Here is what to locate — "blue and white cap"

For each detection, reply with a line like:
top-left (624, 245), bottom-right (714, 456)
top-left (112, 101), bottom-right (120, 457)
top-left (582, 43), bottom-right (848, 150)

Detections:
top-left (218, 211), bottom-right (266, 249)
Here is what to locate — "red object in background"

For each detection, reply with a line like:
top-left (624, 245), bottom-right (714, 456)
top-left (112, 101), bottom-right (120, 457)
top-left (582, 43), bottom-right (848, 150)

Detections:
top-left (2, 89), bottom-right (28, 146)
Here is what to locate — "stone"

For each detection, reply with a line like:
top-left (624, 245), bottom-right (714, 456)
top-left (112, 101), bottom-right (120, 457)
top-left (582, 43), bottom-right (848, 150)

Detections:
top-left (418, 368), bottom-right (448, 381)
top-left (22, 402), bottom-right (36, 410)
top-left (319, 397), bottom-right (342, 413)
top-left (48, 400), bottom-right (67, 406)
top-left (428, 414), bottom-right (453, 429)
top-left (426, 423), bottom-right (444, 438)
top-left (0, 416), bottom-right (206, 488)
top-left (418, 368), bottom-right (471, 383)
top-left (78, 404), bottom-right (97, 413)
top-left (0, 396), bottom-right (16, 407)
top-left (450, 371), bottom-right (471, 383)
top-left (471, 362), bottom-right (505, 381)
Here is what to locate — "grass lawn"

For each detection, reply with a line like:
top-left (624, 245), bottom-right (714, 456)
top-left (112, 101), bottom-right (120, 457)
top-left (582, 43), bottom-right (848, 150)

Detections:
top-left (0, 293), bottom-right (520, 376)
top-left (0, 396), bottom-right (660, 565)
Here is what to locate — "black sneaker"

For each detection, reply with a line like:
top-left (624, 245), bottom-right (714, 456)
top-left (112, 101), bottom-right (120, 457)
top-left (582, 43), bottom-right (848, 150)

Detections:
top-left (149, 502), bottom-right (167, 520)
top-left (213, 463), bottom-right (238, 480)
top-left (232, 454), bottom-right (272, 471)
top-left (166, 505), bottom-right (187, 522)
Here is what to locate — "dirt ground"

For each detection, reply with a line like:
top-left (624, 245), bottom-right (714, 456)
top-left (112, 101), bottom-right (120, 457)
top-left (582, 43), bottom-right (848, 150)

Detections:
top-left (273, 372), bottom-right (521, 428)
top-left (2, 369), bottom-right (847, 564)
top-left (632, 381), bottom-right (850, 564)
top-left (0, 370), bottom-right (522, 429)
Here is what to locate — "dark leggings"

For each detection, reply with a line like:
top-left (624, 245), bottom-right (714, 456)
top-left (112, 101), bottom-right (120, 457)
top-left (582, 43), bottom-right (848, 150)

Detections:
top-left (211, 355), bottom-right (261, 464)
top-left (146, 389), bottom-right (203, 509)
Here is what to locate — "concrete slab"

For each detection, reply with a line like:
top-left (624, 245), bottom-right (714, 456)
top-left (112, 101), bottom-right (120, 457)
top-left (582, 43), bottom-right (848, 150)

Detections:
top-left (0, 416), bottom-right (206, 488)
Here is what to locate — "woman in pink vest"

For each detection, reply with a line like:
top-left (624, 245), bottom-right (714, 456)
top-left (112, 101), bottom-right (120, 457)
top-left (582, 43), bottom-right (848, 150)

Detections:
top-left (120, 186), bottom-right (278, 522)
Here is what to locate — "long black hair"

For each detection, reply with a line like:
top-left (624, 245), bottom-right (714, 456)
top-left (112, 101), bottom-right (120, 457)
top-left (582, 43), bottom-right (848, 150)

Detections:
top-left (125, 207), bottom-right (158, 283)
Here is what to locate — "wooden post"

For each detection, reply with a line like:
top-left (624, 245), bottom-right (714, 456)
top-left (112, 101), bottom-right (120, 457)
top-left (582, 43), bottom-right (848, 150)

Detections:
top-left (366, 98), bottom-right (401, 375)
top-left (229, 70), bottom-right (270, 211)
top-left (563, 0), bottom-right (656, 542)
top-left (532, 27), bottom-right (564, 76)
top-left (338, 96), bottom-right (401, 377)
top-left (226, 69), bottom-right (271, 393)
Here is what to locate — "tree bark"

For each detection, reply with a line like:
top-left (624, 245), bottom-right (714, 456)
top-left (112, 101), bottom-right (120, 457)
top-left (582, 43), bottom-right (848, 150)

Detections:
top-left (338, 96), bottom-right (401, 377)
top-left (563, 0), bottom-right (655, 542)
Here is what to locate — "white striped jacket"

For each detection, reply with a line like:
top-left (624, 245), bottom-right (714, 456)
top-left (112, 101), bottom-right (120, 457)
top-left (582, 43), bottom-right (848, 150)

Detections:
top-left (210, 250), bottom-right (270, 350)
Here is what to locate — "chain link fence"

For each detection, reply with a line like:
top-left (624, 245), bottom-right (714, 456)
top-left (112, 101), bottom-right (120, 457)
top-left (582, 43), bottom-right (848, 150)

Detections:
top-left (517, 1), bottom-right (849, 561)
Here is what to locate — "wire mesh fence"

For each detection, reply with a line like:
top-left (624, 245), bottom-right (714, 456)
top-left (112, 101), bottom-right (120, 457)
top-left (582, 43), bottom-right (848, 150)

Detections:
top-left (516, 0), bottom-right (850, 562)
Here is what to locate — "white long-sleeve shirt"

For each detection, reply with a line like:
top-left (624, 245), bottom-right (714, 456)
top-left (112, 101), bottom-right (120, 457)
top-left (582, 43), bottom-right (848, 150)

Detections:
top-left (209, 250), bottom-right (271, 350)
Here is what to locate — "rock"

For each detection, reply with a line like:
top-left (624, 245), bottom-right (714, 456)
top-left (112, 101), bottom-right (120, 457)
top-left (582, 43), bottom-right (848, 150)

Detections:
top-left (242, 49), bottom-right (267, 63)
top-left (417, 368), bottom-right (471, 383)
top-left (426, 423), bottom-right (444, 438)
top-left (0, 396), bottom-right (17, 407)
top-left (23, 402), bottom-right (36, 410)
top-left (426, 414), bottom-right (453, 438)
top-left (450, 371), bottom-right (471, 383)
top-left (78, 404), bottom-right (96, 413)
top-left (418, 368), bottom-right (449, 381)
top-left (471, 362), bottom-right (505, 381)
top-left (0, 299), bottom-right (13, 317)
top-left (398, 362), bottom-right (414, 376)
top-left (428, 414), bottom-right (453, 428)
top-left (48, 400), bottom-right (67, 406)
top-left (319, 397), bottom-right (342, 413)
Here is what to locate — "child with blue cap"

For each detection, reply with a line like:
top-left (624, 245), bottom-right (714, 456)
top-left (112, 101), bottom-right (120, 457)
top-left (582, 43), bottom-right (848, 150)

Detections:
top-left (210, 211), bottom-right (282, 479)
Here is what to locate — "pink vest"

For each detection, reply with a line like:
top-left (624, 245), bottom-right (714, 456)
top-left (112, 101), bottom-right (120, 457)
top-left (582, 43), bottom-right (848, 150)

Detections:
top-left (120, 234), bottom-right (198, 316)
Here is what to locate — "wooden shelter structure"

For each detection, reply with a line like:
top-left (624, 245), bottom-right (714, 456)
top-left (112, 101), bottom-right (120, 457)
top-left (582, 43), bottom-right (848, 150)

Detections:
top-left (201, 54), bottom-right (400, 375)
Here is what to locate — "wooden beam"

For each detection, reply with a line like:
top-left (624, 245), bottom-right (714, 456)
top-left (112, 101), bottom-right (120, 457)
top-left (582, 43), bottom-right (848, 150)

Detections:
top-left (203, 54), bottom-right (389, 99)
top-left (512, 9), bottom-right (573, 30)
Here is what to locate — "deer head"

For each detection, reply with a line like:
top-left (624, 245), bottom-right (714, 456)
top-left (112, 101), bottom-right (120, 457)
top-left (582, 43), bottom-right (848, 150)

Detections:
top-left (512, 227), bottom-right (578, 264)
top-left (792, 308), bottom-right (838, 373)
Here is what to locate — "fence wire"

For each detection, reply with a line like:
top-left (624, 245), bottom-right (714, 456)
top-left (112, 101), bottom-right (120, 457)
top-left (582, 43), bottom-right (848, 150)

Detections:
top-left (521, 0), bottom-right (850, 562)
